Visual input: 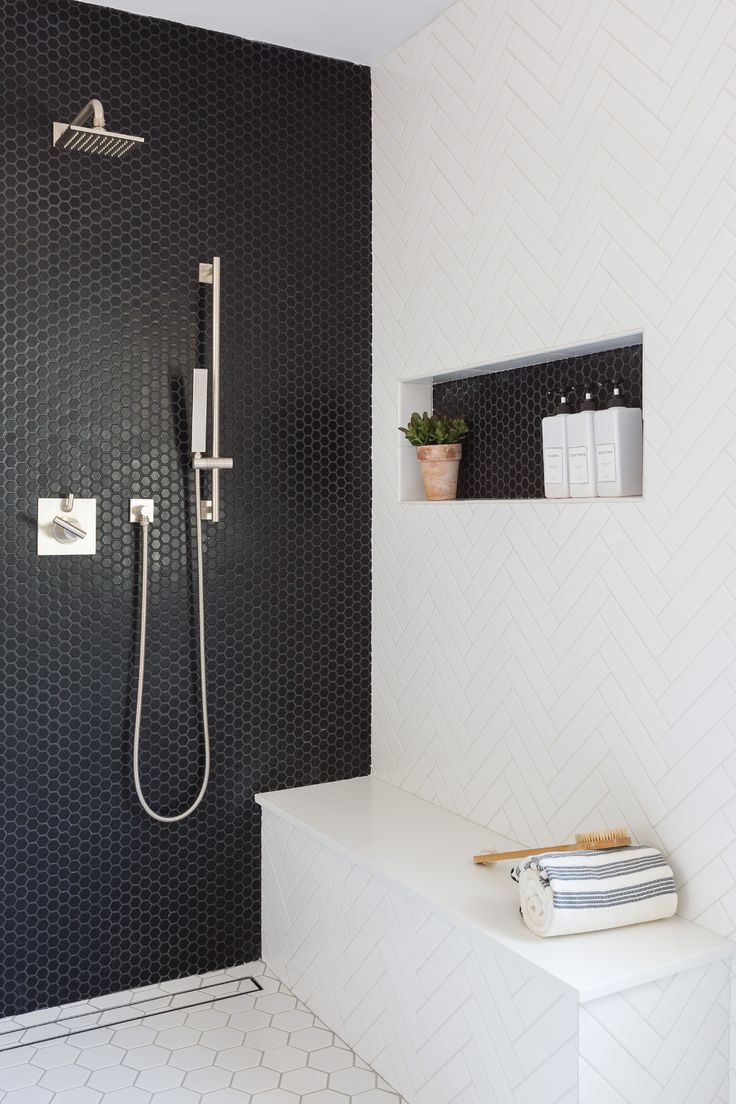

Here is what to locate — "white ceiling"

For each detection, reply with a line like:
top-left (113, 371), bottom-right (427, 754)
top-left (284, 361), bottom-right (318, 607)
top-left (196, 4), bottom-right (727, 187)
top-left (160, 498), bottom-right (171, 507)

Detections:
top-left (75, 0), bottom-right (457, 64)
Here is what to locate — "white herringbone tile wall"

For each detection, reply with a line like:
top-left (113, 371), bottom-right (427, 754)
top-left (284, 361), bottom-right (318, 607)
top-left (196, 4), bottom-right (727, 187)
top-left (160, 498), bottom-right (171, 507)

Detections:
top-left (372, 0), bottom-right (736, 1092)
top-left (579, 961), bottom-right (730, 1102)
top-left (372, 0), bottom-right (736, 935)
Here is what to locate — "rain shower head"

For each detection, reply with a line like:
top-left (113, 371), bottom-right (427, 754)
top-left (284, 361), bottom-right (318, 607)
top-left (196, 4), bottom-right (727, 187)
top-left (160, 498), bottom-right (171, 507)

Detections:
top-left (53, 99), bottom-right (144, 158)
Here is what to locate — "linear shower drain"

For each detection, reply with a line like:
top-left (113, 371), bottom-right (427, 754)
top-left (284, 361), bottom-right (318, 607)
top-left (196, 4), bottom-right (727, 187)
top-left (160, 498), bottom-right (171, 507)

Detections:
top-left (0, 974), bottom-right (262, 1053)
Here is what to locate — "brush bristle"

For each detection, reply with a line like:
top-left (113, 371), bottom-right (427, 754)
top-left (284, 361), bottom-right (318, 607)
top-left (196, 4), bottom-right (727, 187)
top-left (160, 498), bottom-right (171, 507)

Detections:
top-left (574, 827), bottom-right (631, 847)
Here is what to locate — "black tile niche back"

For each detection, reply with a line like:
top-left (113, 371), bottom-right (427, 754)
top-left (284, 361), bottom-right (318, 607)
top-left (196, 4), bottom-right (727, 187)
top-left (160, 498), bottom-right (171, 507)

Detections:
top-left (0, 0), bottom-right (371, 1015)
top-left (433, 344), bottom-right (642, 500)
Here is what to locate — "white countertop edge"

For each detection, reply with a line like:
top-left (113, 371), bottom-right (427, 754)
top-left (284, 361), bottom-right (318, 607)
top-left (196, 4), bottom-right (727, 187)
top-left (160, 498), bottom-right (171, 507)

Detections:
top-left (256, 780), bottom-right (736, 1003)
top-left (576, 944), bottom-right (735, 1001)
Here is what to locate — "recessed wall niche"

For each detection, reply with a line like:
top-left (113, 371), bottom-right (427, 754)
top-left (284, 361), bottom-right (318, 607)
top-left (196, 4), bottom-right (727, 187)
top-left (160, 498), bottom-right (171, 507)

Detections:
top-left (397, 335), bottom-right (643, 502)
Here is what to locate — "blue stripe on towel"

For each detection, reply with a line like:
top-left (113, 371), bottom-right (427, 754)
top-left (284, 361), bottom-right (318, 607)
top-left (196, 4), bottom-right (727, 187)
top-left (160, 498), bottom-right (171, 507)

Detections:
top-left (542, 855), bottom-right (667, 880)
top-left (552, 878), bottom-right (677, 909)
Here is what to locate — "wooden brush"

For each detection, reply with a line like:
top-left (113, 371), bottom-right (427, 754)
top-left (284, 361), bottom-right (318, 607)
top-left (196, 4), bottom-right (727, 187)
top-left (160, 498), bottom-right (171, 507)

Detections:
top-left (473, 827), bottom-right (631, 865)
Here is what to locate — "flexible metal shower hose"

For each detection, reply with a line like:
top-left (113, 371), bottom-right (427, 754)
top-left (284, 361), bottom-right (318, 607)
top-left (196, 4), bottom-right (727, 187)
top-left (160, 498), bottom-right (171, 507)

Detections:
top-left (132, 469), bottom-right (211, 822)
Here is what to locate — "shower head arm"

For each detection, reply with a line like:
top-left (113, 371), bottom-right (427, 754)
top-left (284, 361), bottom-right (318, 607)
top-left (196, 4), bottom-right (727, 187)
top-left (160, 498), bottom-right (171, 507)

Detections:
top-left (70, 99), bottom-right (106, 130)
top-left (52, 100), bottom-right (142, 157)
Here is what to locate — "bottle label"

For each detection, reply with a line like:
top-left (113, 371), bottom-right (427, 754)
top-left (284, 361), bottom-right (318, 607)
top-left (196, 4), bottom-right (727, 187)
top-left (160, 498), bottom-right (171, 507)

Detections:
top-left (597, 443), bottom-right (617, 483)
top-left (544, 447), bottom-right (563, 484)
top-left (568, 446), bottom-right (589, 485)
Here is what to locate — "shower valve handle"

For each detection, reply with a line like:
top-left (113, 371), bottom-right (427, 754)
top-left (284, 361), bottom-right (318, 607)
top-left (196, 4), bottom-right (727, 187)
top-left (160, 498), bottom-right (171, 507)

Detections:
top-left (52, 515), bottom-right (87, 543)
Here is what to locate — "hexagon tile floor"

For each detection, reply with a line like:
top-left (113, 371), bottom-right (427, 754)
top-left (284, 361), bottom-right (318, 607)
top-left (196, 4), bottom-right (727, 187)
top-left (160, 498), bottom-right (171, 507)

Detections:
top-left (0, 962), bottom-right (406, 1104)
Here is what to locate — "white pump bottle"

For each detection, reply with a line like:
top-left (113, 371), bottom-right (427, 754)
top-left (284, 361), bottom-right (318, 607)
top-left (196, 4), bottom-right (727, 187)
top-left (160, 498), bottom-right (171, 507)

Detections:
top-left (566, 389), bottom-right (598, 498)
top-left (594, 384), bottom-right (643, 497)
top-left (542, 394), bottom-right (571, 498)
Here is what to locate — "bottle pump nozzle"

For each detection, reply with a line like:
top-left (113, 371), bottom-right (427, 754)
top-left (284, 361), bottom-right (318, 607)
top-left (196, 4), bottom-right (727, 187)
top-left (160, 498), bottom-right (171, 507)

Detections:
top-left (606, 382), bottom-right (626, 408)
top-left (549, 389), bottom-right (571, 415)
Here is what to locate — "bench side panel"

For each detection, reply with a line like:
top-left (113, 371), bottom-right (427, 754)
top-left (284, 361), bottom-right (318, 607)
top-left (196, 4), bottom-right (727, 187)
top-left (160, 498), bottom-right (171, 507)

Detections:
top-left (578, 959), bottom-right (729, 1103)
top-left (261, 808), bottom-right (578, 1104)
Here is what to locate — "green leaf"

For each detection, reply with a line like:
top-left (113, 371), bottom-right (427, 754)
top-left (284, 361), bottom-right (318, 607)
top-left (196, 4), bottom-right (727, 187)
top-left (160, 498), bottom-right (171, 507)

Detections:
top-left (398, 410), bottom-right (469, 446)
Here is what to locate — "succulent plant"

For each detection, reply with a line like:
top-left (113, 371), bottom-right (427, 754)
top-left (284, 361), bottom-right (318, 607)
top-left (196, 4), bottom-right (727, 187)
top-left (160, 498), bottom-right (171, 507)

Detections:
top-left (399, 411), bottom-right (469, 447)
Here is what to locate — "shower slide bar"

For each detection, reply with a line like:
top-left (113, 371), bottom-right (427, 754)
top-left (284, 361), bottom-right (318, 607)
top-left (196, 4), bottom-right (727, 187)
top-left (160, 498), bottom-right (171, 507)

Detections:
top-left (132, 257), bottom-right (235, 823)
top-left (194, 256), bottom-right (233, 522)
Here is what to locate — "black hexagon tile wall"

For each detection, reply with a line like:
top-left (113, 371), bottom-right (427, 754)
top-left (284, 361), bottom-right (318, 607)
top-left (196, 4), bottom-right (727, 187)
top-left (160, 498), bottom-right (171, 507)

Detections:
top-left (0, 0), bottom-right (371, 1015)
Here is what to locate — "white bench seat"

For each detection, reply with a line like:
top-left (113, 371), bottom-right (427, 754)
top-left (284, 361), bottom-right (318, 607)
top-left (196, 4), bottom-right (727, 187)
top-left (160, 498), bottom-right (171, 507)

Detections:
top-left (257, 777), bottom-right (734, 1104)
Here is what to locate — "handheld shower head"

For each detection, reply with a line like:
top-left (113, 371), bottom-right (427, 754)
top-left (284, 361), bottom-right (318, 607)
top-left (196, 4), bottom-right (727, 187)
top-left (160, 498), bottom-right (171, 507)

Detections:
top-left (53, 99), bottom-right (144, 157)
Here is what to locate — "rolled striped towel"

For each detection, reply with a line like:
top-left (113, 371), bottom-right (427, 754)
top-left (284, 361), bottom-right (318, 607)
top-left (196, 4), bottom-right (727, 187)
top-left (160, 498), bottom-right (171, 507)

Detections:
top-left (512, 846), bottom-right (677, 938)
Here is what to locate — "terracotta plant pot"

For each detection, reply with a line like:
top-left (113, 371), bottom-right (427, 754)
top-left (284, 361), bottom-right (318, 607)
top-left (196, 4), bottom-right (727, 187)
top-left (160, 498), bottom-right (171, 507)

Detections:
top-left (416, 443), bottom-right (462, 500)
